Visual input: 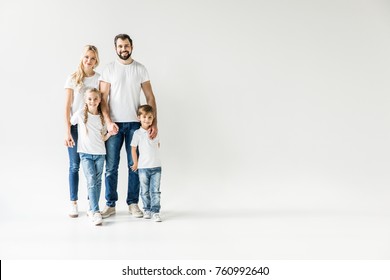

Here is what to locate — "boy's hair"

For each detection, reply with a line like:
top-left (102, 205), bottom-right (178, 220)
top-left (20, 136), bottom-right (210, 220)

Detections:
top-left (137, 104), bottom-right (154, 116)
top-left (114, 34), bottom-right (133, 47)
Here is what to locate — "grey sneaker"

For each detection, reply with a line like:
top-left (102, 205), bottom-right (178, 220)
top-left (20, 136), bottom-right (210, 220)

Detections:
top-left (153, 213), bottom-right (162, 222)
top-left (69, 203), bottom-right (78, 218)
top-left (101, 206), bottom-right (116, 218)
top-left (144, 211), bottom-right (151, 219)
top-left (129, 204), bottom-right (143, 218)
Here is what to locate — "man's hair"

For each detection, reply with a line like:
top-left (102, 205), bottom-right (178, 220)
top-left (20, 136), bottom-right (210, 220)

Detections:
top-left (114, 34), bottom-right (133, 47)
top-left (137, 104), bottom-right (154, 116)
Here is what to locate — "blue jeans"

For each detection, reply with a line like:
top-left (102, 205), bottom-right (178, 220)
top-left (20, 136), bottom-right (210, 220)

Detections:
top-left (105, 122), bottom-right (141, 207)
top-left (138, 167), bottom-right (162, 213)
top-left (80, 153), bottom-right (105, 212)
top-left (67, 125), bottom-right (80, 201)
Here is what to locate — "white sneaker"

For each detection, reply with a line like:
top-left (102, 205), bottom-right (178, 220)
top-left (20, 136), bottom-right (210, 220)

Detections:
top-left (69, 203), bottom-right (78, 218)
top-left (129, 204), bottom-right (143, 218)
top-left (153, 213), bottom-right (162, 222)
top-left (144, 211), bottom-right (151, 219)
top-left (91, 212), bottom-right (103, 226)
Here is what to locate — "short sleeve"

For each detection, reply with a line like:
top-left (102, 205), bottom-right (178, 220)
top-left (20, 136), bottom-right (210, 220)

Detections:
top-left (140, 64), bottom-right (150, 84)
top-left (130, 131), bottom-right (140, 147)
top-left (64, 75), bottom-right (75, 89)
top-left (99, 64), bottom-right (111, 84)
top-left (70, 110), bottom-right (81, 125)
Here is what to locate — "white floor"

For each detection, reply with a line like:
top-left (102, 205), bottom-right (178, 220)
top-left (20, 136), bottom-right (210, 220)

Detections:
top-left (1, 203), bottom-right (389, 259)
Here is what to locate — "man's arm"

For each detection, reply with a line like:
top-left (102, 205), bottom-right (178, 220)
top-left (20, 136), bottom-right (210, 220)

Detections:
top-left (141, 81), bottom-right (158, 139)
top-left (99, 80), bottom-right (118, 135)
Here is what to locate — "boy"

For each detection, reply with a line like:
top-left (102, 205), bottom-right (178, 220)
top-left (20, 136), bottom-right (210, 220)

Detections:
top-left (130, 105), bottom-right (162, 222)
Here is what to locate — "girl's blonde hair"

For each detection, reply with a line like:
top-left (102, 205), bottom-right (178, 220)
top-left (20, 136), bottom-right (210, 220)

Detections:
top-left (71, 45), bottom-right (100, 89)
top-left (83, 88), bottom-right (105, 139)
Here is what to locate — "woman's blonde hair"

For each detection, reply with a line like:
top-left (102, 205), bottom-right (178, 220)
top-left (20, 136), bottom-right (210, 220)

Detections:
top-left (71, 45), bottom-right (100, 89)
top-left (83, 88), bottom-right (105, 139)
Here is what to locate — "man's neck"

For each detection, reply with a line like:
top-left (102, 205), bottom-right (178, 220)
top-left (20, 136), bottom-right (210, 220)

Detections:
top-left (118, 57), bottom-right (134, 65)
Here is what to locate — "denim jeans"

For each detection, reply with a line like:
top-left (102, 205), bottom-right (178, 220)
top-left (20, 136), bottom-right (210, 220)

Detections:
top-left (138, 167), bottom-right (162, 213)
top-left (105, 122), bottom-right (141, 207)
top-left (67, 125), bottom-right (80, 201)
top-left (80, 153), bottom-right (105, 212)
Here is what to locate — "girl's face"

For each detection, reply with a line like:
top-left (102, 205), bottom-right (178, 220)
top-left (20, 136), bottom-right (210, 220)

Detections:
top-left (82, 50), bottom-right (97, 71)
top-left (85, 91), bottom-right (101, 109)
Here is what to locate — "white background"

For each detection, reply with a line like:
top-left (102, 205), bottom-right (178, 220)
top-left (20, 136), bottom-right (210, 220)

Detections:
top-left (0, 0), bottom-right (390, 261)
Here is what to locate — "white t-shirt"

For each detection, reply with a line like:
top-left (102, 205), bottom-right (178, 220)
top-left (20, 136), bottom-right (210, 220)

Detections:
top-left (131, 128), bottom-right (161, 168)
top-left (70, 109), bottom-right (107, 155)
top-left (99, 60), bottom-right (150, 122)
top-left (64, 73), bottom-right (100, 117)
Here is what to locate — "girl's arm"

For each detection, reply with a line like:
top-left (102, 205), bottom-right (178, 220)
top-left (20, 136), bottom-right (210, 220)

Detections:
top-left (130, 146), bottom-right (138, 171)
top-left (64, 88), bottom-right (74, 147)
top-left (103, 132), bottom-right (112, 142)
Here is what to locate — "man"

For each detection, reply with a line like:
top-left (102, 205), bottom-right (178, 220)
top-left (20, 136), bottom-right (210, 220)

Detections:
top-left (99, 34), bottom-right (158, 218)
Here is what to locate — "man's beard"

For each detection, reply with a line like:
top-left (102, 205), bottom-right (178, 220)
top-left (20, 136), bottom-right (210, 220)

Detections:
top-left (117, 51), bottom-right (132, 60)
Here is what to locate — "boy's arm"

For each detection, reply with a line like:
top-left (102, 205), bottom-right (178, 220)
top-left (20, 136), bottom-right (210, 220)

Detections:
top-left (131, 146), bottom-right (138, 171)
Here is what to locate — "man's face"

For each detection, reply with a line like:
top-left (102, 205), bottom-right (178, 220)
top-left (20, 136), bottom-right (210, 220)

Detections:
top-left (115, 38), bottom-right (132, 60)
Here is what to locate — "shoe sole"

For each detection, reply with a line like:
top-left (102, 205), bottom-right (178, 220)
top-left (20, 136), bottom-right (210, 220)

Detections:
top-left (101, 212), bottom-right (115, 219)
top-left (69, 214), bottom-right (78, 218)
top-left (129, 212), bottom-right (143, 218)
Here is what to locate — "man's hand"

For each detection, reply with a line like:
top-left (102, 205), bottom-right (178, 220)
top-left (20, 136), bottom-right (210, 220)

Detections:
top-left (108, 122), bottom-right (119, 135)
top-left (149, 123), bottom-right (158, 139)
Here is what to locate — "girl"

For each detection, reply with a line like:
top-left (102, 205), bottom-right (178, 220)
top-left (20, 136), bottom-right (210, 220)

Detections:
top-left (71, 88), bottom-right (111, 226)
top-left (64, 45), bottom-right (100, 218)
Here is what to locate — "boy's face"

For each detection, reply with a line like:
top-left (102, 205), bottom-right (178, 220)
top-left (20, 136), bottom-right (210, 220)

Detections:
top-left (139, 112), bottom-right (154, 128)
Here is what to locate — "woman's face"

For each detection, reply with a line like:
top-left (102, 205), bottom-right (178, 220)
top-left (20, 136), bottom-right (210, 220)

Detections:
top-left (82, 50), bottom-right (97, 71)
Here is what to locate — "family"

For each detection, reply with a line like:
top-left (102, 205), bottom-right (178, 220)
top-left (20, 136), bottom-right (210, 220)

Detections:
top-left (64, 34), bottom-right (162, 226)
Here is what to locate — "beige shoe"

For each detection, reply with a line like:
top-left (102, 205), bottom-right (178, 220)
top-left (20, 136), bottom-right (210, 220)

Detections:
top-left (129, 204), bottom-right (143, 218)
top-left (101, 206), bottom-right (116, 218)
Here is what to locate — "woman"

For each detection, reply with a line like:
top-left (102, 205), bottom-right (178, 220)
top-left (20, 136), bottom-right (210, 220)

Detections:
top-left (64, 45), bottom-right (100, 218)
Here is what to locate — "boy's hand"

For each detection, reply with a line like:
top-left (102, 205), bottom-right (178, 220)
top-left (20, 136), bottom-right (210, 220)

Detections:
top-left (131, 163), bottom-right (138, 172)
